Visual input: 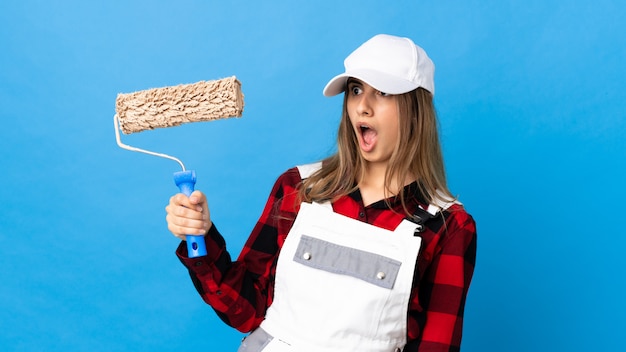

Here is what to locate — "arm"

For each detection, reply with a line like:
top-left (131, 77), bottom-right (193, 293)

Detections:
top-left (173, 168), bottom-right (303, 332)
top-left (406, 208), bottom-right (477, 352)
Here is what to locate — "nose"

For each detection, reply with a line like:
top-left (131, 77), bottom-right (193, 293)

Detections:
top-left (356, 93), bottom-right (373, 116)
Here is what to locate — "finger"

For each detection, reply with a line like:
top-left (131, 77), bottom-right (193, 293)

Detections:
top-left (170, 193), bottom-right (193, 208)
top-left (166, 213), bottom-right (208, 236)
top-left (169, 203), bottom-right (204, 220)
top-left (188, 190), bottom-right (207, 211)
top-left (171, 192), bottom-right (204, 212)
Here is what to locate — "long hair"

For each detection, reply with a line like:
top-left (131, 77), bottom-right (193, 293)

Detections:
top-left (299, 87), bottom-right (452, 216)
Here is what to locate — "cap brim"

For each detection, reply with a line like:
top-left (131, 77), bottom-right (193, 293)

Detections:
top-left (323, 74), bottom-right (350, 97)
top-left (323, 69), bottom-right (419, 97)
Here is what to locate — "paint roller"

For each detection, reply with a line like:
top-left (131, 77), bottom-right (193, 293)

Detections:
top-left (114, 76), bottom-right (244, 257)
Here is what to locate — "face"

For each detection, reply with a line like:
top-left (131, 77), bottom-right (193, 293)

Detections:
top-left (346, 78), bottom-right (400, 168)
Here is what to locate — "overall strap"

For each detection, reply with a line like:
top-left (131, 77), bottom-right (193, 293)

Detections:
top-left (296, 162), bottom-right (333, 210)
top-left (408, 206), bottom-right (436, 234)
top-left (407, 187), bottom-right (462, 234)
top-left (296, 162), bottom-right (322, 180)
top-left (408, 195), bottom-right (460, 234)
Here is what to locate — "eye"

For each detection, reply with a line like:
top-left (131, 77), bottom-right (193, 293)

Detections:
top-left (349, 85), bottom-right (363, 96)
top-left (378, 91), bottom-right (391, 97)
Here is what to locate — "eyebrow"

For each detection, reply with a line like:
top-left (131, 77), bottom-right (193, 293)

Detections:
top-left (346, 78), bottom-right (363, 86)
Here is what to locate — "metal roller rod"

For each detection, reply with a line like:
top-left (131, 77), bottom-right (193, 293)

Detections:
top-left (114, 114), bottom-right (186, 171)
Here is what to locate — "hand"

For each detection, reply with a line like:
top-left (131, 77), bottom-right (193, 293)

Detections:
top-left (165, 190), bottom-right (212, 240)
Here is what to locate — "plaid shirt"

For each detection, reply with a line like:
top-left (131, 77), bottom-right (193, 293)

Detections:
top-left (177, 166), bottom-right (477, 352)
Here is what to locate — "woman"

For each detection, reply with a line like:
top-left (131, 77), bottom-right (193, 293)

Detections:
top-left (166, 34), bottom-right (477, 351)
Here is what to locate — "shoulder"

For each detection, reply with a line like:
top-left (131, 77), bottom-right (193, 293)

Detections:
top-left (445, 204), bottom-right (476, 230)
top-left (295, 161), bottom-right (322, 179)
top-left (272, 162), bottom-right (322, 189)
top-left (267, 162), bottom-right (322, 202)
top-left (439, 203), bottom-right (477, 252)
top-left (263, 164), bottom-right (319, 232)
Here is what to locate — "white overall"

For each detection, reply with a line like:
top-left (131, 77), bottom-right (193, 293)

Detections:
top-left (238, 164), bottom-right (427, 352)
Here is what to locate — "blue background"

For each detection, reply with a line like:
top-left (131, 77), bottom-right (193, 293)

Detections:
top-left (1, 1), bottom-right (624, 351)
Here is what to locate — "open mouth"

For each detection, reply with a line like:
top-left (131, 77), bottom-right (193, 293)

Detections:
top-left (358, 124), bottom-right (377, 151)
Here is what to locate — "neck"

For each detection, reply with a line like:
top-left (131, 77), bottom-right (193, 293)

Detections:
top-left (359, 162), bottom-right (385, 187)
top-left (358, 162), bottom-right (414, 206)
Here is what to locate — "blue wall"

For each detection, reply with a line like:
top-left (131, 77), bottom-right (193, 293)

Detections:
top-left (1, 1), bottom-right (624, 350)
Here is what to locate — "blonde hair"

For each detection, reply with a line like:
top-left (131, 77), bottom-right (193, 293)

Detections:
top-left (299, 87), bottom-right (452, 216)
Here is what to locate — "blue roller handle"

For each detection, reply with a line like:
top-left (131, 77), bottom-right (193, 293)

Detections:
top-left (173, 170), bottom-right (207, 258)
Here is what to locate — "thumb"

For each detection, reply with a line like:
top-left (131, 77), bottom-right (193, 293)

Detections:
top-left (188, 190), bottom-right (206, 206)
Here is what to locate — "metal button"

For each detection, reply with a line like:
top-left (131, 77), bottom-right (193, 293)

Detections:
top-left (303, 252), bottom-right (312, 260)
top-left (376, 271), bottom-right (386, 280)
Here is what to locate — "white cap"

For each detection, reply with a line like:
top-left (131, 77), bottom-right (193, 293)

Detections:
top-left (323, 34), bottom-right (435, 97)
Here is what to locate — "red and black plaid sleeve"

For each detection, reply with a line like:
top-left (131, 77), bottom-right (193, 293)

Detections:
top-left (405, 205), bottom-right (477, 352)
top-left (176, 167), bottom-right (303, 333)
